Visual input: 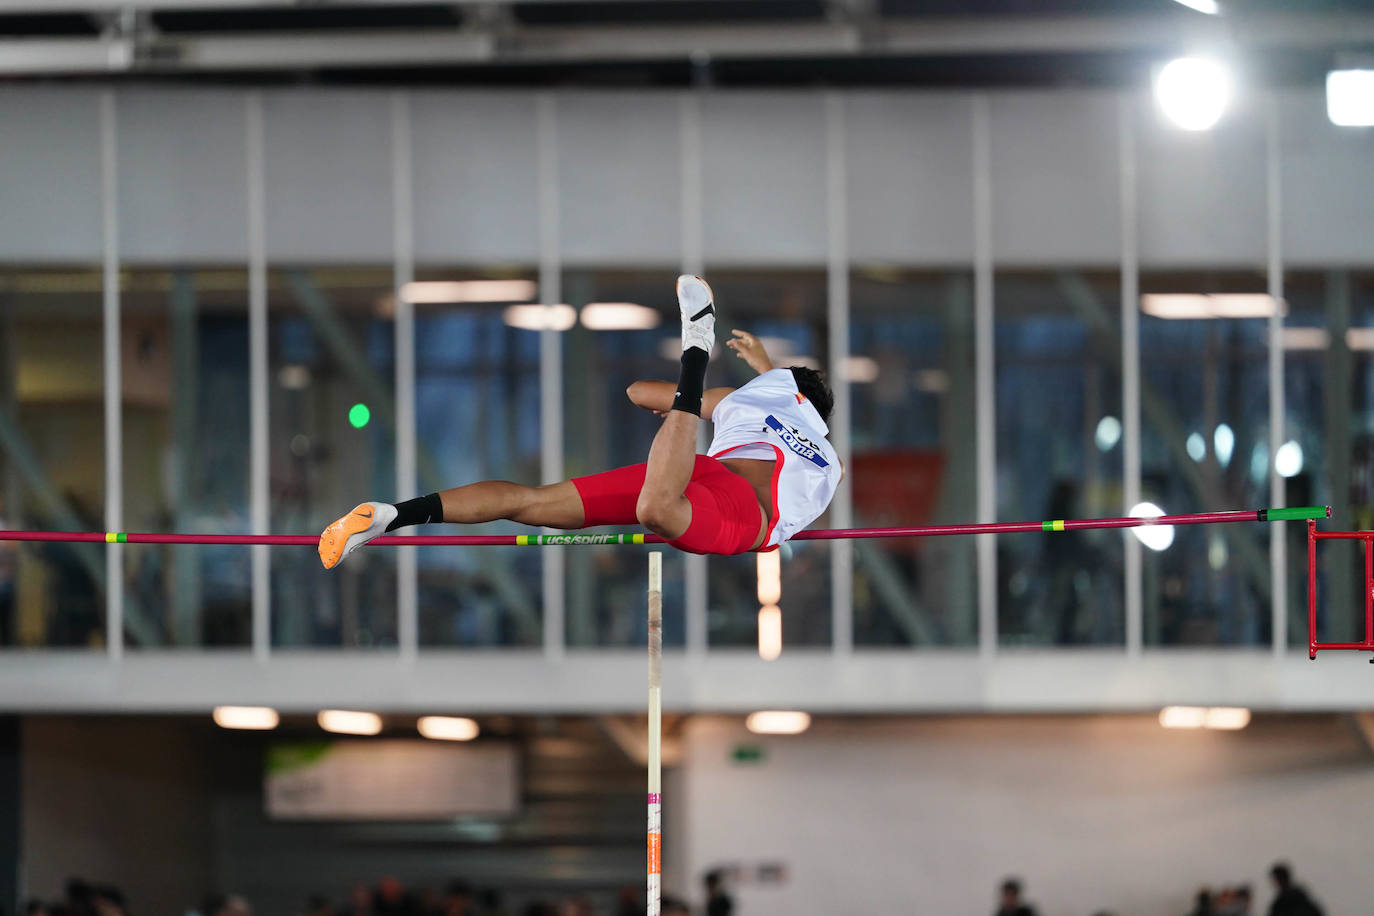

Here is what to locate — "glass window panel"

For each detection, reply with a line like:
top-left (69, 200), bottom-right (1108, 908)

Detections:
top-left (702, 270), bottom-right (832, 649)
top-left (413, 267), bottom-right (543, 648)
top-left (122, 268), bottom-right (252, 647)
top-left (1284, 270), bottom-right (1374, 647)
top-left (0, 267), bottom-right (106, 648)
top-left (1140, 270), bottom-right (1270, 646)
top-left (996, 270), bottom-right (1124, 646)
top-left (562, 269), bottom-right (684, 648)
top-left (851, 268), bottom-right (978, 647)
top-left (268, 267), bottom-right (396, 648)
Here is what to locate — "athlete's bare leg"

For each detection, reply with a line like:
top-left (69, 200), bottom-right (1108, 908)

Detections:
top-left (636, 275), bottom-right (716, 541)
top-left (436, 480), bottom-right (584, 529)
top-left (635, 410), bottom-right (697, 540)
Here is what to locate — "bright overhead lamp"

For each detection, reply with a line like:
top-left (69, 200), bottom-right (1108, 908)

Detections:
top-left (502, 304), bottom-right (577, 332)
top-left (1159, 706), bottom-right (1207, 729)
top-left (417, 716), bottom-right (480, 742)
top-left (1346, 328), bottom-right (1374, 350)
top-left (318, 710), bottom-right (382, 736)
top-left (213, 706), bottom-right (279, 730)
top-left (1214, 424), bottom-right (1235, 468)
top-left (757, 550), bottom-right (781, 607)
top-left (1170, 0), bottom-right (1220, 13)
top-left (746, 711), bottom-right (811, 735)
top-left (1129, 502), bottom-right (1175, 551)
top-left (1159, 706), bottom-right (1251, 730)
top-left (1275, 327), bottom-right (1330, 350)
top-left (757, 605), bottom-right (782, 662)
top-left (1204, 707), bottom-right (1251, 730)
top-left (1274, 440), bottom-right (1304, 478)
top-left (1095, 416), bottom-right (1122, 452)
top-left (1210, 294), bottom-right (1282, 318)
top-left (401, 280), bottom-right (536, 304)
top-left (1155, 57), bottom-right (1231, 131)
top-left (579, 302), bottom-right (662, 331)
top-left (1326, 70), bottom-right (1374, 127)
top-left (1141, 294), bottom-right (1284, 320)
top-left (841, 355), bottom-right (880, 383)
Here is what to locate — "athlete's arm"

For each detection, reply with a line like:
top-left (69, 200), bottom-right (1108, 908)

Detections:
top-left (725, 329), bottom-right (774, 375)
top-left (626, 380), bottom-right (735, 420)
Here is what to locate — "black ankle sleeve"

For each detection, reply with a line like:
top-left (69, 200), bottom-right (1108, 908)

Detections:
top-left (387, 492), bottom-right (444, 531)
top-left (672, 347), bottom-right (709, 416)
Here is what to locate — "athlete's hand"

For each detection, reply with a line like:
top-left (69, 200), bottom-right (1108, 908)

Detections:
top-left (726, 329), bottom-right (774, 374)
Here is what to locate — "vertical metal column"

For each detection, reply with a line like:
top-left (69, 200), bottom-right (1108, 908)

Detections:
top-left (100, 90), bottom-right (123, 660)
top-left (825, 93), bottom-right (853, 655)
top-left (680, 92), bottom-right (709, 658)
top-left (1119, 94), bottom-right (1143, 657)
top-left (971, 96), bottom-right (996, 659)
top-left (537, 94), bottom-right (566, 660)
top-left (392, 92), bottom-right (419, 663)
top-left (1266, 96), bottom-right (1287, 657)
top-left (246, 93), bottom-right (270, 662)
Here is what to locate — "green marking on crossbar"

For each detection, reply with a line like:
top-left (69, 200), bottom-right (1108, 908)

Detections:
top-left (1262, 507), bottom-right (1329, 522)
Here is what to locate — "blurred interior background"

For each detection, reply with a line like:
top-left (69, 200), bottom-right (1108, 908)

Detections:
top-left (1, 0), bottom-right (1373, 913)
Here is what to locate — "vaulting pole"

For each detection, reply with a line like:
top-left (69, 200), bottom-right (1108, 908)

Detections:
top-left (646, 551), bottom-right (663, 916)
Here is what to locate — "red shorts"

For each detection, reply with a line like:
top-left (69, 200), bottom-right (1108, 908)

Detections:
top-left (572, 455), bottom-right (771, 555)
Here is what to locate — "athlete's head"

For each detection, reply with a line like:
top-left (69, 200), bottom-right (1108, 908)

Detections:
top-left (788, 366), bottom-right (834, 425)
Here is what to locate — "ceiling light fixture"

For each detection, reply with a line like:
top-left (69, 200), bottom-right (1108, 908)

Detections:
top-left (1327, 70), bottom-right (1374, 127)
top-left (213, 706), bottom-right (279, 730)
top-left (502, 304), bottom-right (577, 332)
top-left (579, 302), bottom-right (662, 331)
top-left (400, 280), bottom-right (536, 304)
top-left (1155, 57), bottom-right (1231, 131)
top-left (1129, 502), bottom-right (1175, 551)
top-left (746, 711), bottom-right (811, 735)
top-left (417, 716), bottom-right (480, 741)
top-left (318, 710), bottom-right (383, 736)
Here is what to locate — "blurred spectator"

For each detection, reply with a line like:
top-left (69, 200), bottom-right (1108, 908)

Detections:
top-left (518, 905), bottom-right (554, 916)
top-left (1188, 889), bottom-right (1214, 916)
top-left (995, 878), bottom-right (1038, 916)
top-left (201, 894), bottom-right (252, 916)
top-left (441, 881), bottom-right (473, 916)
top-left (475, 890), bottom-right (506, 916)
top-left (303, 895), bottom-right (334, 916)
top-left (613, 887), bottom-right (638, 916)
top-left (1267, 863), bottom-right (1323, 916)
top-left (374, 878), bottom-right (413, 916)
top-left (25, 900), bottom-right (48, 916)
top-left (1232, 885), bottom-right (1253, 915)
top-left (344, 885), bottom-right (373, 916)
top-left (662, 898), bottom-right (690, 916)
top-left (704, 870), bottom-right (733, 916)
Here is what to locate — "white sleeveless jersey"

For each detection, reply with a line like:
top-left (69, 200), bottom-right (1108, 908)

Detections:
top-left (707, 368), bottom-right (842, 548)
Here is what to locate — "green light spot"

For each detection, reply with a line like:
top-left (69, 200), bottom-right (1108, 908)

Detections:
top-left (348, 403), bottom-right (371, 429)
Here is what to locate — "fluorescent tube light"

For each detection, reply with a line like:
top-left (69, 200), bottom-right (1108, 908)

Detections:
top-left (746, 711), bottom-right (811, 735)
top-left (213, 706), bottom-right (279, 730)
top-left (318, 710), bottom-right (382, 736)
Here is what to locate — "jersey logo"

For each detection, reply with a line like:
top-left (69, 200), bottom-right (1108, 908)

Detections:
top-left (765, 415), bottom-right (829, 468)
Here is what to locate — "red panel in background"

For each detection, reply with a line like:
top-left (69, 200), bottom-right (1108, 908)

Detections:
top-left (851, 450), bottom-right (946, 528)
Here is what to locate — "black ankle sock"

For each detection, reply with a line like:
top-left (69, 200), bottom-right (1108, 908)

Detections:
top-left (672, 347), bottom-right (709, 416)
top-left (387, 492), bottom-right (444, 531)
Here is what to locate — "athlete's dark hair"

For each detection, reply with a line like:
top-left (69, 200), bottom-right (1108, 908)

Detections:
top-left (788, 366), bottom-right (834, 425)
